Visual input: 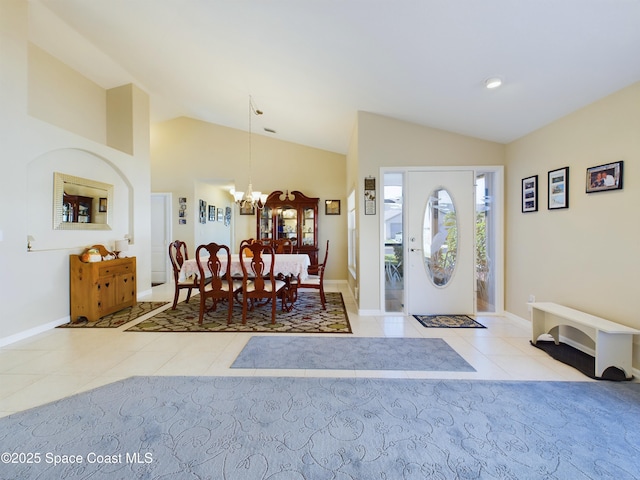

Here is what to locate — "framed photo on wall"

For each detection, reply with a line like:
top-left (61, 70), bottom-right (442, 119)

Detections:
top-left (239, 203), bottom-right (255, 215)
top-left (199, 199), bottom-right (206, 224)
top-left (325, 199), bottom-right (340, 215)
top-left (548, 167), bottom-right (569, 210)
top-left (208, 205), bottom-right (216, 221)
top-left (217, 208), bottom-right (224, 222)
top-left (586, 161), bottom-right (623, 193)
top-left (521, 175), bottom-right (538, 213)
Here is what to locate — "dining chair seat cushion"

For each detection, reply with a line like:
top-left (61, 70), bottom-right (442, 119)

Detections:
top-left (245, 279), bottom-right (286, 293)
top-left (178, 275), bottom-right (210, 287)
top-left (296, 274), bottom-right (321, 286)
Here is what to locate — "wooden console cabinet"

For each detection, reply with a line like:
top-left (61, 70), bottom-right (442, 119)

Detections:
top-left (70, 255), bottom-right (137, 322)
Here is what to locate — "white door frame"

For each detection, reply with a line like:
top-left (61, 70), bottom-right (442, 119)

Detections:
top-left (380, 166), bottom-right (504, 316)
top-left (150, 192), bottom-right (173, 285)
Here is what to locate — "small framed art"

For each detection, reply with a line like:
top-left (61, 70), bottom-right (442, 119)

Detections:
top-left (217, 208), bottom-right (223, 222)
top-left (325, 199), bottom-right (340, 215)
top-left (239, 203), bottom-right (255, 215)
top-left (586, 161), bottom-right (623, 193)
top-left (98, 197), bottom-right (108, 213)
top-left (548, 167), bottom-right (569, 210)
top-left (521, 175), bottom-right (538, 213)
top-left (208, 205), bottom-right (216, 221)
top-left (199, 199), bottom-right (206, 224)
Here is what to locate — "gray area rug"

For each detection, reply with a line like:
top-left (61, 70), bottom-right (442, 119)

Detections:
top-left (231, 336), bottom-right (475, 371)
top-left (1, 376), bottom-right (639, 479)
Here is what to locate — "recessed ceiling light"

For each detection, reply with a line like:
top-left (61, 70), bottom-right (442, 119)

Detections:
top-left (484, 77), bottom-right (503, 89)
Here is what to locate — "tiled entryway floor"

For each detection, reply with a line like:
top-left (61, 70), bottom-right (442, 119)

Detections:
top-left (0, 283), bottom-right (605, 418)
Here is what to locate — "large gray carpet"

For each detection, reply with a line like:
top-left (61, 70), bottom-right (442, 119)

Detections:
top-left (231, 336), bottom-right (476, 371)
top-left (1, 376), bottom-right (639, 479)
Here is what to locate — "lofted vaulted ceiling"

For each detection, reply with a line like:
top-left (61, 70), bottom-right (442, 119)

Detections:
top-left (29, 0), bottom-right (640, 154)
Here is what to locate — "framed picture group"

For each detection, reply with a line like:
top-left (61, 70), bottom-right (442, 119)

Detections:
top-left (522, 160), bottom-right (623, 214)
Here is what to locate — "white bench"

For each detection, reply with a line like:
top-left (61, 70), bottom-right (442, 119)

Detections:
top-left (529, 302), bottom-right (640, 379)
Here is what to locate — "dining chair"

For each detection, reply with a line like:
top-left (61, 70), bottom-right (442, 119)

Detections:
top-left (273, 238), bottom-right (294, 254)
top-left (168, 240), bottom-right (200, 309)
top-left (296, 239), bottom-right (329, 309)
top-left (239, 238), bottom-right (256, 258)
top-left (195, 243), bottom-right (242, 324)
top-left (239, 242), bottom-right (286, 324)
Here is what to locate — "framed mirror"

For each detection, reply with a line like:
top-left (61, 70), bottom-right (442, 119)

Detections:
top-left (53, 172), bottom-right (113, 230)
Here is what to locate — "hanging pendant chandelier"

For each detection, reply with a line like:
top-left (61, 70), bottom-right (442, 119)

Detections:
top-left (230, 95), bottom-right (268, 209)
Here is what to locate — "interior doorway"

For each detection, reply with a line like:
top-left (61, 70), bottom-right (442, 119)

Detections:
top-left (150, 193), bottom-right (172, 286)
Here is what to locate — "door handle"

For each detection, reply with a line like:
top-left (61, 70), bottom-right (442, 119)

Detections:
top-left (410, 248), bottom-right (422, 252)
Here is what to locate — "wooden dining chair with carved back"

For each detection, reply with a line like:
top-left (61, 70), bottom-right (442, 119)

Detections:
top-left (273, 238), bottom-right (294, 254)
top-left (195, 243), bottom-right (242, 325)
top-left (168, 240), bottom-right (200, 309)
top-left (239, 242), bottom-right (286, 324)
top-left (296, 239), bottom-right (329, 309)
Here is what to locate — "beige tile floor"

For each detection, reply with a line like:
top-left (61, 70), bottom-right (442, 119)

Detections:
top-left (0, 283), bottom-right (602, 418)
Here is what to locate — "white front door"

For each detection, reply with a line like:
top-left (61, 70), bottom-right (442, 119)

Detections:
top-left (407, 170), bottom-right (475, 315)
top-left (150, 193), bottom-right (170, 285)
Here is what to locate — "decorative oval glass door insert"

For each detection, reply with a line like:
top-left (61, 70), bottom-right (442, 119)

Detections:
top-left (423, 188), bottom-right (458, 286)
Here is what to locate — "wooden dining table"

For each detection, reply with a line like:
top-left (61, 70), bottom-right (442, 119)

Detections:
top-left (179, 253), bottom-right (311, 312)
top-left (178, 253), bottom-right (311, 283)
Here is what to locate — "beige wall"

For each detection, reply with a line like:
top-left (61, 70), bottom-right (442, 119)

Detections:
top-left (505, 82), bottom-right (640, 362)
top-left (150, 117), bottom-right (348, 281)
top-left (28, 44), bottom-right (107, 144)
top-left (352, 112), bottom-right (506, 312)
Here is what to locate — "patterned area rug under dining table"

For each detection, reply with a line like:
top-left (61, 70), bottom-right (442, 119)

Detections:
top-left (57, 302), bottom-right (169, 328)
top-left (125, 292), bottom-right (351, 333)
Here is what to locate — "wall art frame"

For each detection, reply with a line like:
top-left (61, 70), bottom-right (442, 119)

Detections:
top-left (325, 199), bottom-right (340, 215)
top-left (586, 161), bottom-right (623, 193)
top-left (521, 175), bottom-right (538, 213)
top-left (239, 203), bottom-right (256, 215)
top-left (548, 167), bottom-right (569, 210)
top-left (199, 199), bottom-right (206, 224)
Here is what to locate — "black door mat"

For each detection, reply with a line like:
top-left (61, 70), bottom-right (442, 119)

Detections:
top-left (531, 340), bottom-right (631, 381)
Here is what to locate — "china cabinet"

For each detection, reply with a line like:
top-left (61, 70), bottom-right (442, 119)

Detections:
top-left (63, 193), bottom-right (93, 223)
top-left (257, 190), bottom-right (319, 264)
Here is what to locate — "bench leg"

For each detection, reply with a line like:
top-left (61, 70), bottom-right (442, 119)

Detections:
top-left (531, 309), bottom-right (559, 345)
top-left (596, 331), bottom-right (633, 379)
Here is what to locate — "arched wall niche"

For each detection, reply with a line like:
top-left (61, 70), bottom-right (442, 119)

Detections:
top-left (26, 147), bottom-right (134, 251)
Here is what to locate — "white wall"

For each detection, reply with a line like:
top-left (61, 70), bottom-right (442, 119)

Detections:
top-left (0, 1), bottom-right (151, 344)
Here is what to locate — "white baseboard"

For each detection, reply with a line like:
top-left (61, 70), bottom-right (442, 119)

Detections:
top-left (0, 316), bottom-right (69, 347)
top-left (137, 288), bottom-right (153, 299)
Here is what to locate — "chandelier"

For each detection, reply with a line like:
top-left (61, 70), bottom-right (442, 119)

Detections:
top-left (230, 95), bottom-right (268, 209)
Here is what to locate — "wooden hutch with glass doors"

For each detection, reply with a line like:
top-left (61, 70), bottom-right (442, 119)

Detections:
top-left (257, 190), bottom-right (319, 265)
